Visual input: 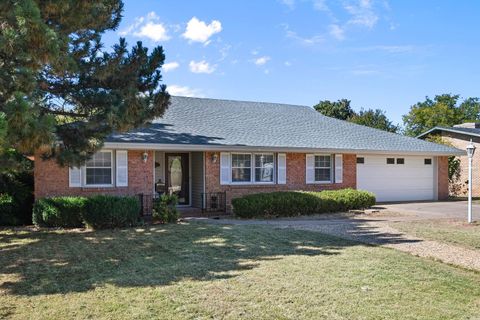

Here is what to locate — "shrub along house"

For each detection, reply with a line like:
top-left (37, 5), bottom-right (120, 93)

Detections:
top-left (35, 96), bottom-right (463, 213)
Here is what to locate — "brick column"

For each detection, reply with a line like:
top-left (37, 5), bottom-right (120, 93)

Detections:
top-left (437, 156), bottom-right (449, 200)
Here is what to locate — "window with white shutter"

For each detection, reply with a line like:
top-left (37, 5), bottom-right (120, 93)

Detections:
top-left (85, 151), bottom-right (113, 186)
top-left (69, 167), bottom-right (82, 187)
top-left (220, 152), bottom-right (231, 185)
top-left (116, 150), bottom-right (128, 187)
top-left (335, 154), bottom-right (343, 184)
top-left (277, 153), bottom-right (286, 184)
top-left (306, 154), bottom-right (315, 184)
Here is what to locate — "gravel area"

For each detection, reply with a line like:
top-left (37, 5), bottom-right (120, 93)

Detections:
top-left (193, 214), bottom-right (480, 271)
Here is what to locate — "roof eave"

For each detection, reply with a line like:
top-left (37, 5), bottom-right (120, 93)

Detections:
top-left (103, 142), bottom-right (465, 156)
top-left (417, 127), bottom-right (480, 139)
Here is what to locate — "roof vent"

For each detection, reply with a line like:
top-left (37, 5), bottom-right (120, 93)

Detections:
top-left (453, 122), bottom-right (480, 129)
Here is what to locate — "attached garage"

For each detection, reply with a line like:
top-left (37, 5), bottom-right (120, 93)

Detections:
top-left (357, 155), bottom-right (437, 202)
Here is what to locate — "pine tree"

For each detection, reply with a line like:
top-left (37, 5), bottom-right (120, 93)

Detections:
top-left (0, 0), bottom-right (170, 166)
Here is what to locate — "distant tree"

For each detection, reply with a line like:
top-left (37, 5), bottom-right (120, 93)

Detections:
top-left (350, 109), bottom-right (399, 133)
top-left (314, 99), bottom-right (398, 133)
top-left (0, 0), bottom-right (170, 166)
top-left (458, 97), bottom-right (480, 121)
top-left (314, 99), bottom-right (354, 121)
top-left (402, 94), bottom-right (480, 137)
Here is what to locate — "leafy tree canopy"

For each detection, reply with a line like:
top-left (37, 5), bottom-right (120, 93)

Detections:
top-left (350, 109), bottom-right (399, 133)
top-left (0, 0), bottom-right (170, 167)
top-left (402, 94), bottom-right (480, 137)
top-left (314, 99), bottom-right (399, 133)
top-left (314, 99), bottom-right (354, 121)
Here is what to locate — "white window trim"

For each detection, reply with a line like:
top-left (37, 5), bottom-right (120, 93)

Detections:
top-left (83, 150), bottom-right (114, 188)
top-left (313, 154), bottom-right (333, 184)
top-left (230, 152), bottom-right (276, 185)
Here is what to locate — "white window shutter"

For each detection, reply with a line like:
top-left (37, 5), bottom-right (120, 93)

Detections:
top-left (69, 167), bottom-right (82, 187)
top-left (306, 154), bottom-right (315, 184)
top-left (116, 150), bottom-right (128, 187)
top-left (277, 153), bottom-right (287, 184)
top-left (220, 152), bottom-right (231, 185)
top-left (335, 154), bottom-right (343, 184)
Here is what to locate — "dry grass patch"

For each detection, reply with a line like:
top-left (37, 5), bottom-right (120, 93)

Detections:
top-left (0, 223), bottom-right (480, 319)
top-left (392, 219), bottom-right (480, 250)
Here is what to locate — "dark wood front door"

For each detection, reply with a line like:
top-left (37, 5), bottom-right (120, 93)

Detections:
top-left (165, 153), bottom-right (189, 205)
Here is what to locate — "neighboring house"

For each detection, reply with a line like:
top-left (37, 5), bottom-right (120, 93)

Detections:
top-left (35, 96), bottom-right (463, 212)
top-left (418, 122), bottom-right (480, 197)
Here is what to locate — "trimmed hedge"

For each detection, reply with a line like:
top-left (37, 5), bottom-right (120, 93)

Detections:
top-left (32, 197), bottom-right (86, 228)
top-left (32, 195), bottom-right (140, 229)
top-left (83, 195), bottom-right (140, 229)
top-left (231, 189), bottom-right (376, 218)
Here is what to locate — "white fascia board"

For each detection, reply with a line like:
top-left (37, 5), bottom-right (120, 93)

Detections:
top-left (103, 142), bottom-right (465, 157)
top-left (417, 127), bottom-right (480, 139)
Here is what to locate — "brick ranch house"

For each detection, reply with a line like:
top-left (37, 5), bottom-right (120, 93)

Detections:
top-left (418, 123), bottom-right (480, 197)
top-left (35, 96), bottom-right (463, 213)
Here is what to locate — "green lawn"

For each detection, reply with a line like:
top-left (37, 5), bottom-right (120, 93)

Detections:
top-left (1, 223), bottom-right (480, 320)
top-left (392, 219), bottom-right (480, 250)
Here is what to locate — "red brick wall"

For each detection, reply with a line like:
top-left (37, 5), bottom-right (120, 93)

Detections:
top-left (204, 152), bottom-right (357, 209)
top-left (441, 132), bottom-right (477, 196)
top-left (437, 156), bottom-right (449, 200)
top-left (34, 150), bottom-right (154, 199)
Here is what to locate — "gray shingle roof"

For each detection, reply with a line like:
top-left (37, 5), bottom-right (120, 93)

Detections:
top-left (106, 96), bottom-right (463, 155)
top-left (417, 126), bottom-right (480, 139)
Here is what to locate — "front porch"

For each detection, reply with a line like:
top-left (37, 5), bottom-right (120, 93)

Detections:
top-left (139, 151), bottom-right (227, 216)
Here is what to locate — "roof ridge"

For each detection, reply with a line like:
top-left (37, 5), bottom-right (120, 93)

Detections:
top-left (171, 95), bottom-right (312, 110)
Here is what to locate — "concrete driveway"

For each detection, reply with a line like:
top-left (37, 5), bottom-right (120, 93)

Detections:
top-left (195, 200), bottom-right (480, 270)
top-left (375, 201), bottom-right (477, 221)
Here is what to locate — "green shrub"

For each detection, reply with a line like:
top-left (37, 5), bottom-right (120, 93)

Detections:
top-left (32, 197), bottom-right (86, 228)
top-left (83, 195), bottom-right (140, 229)
top-left (0, 194), bottom-right (18, 226)
top-left (153, 194), bottom-right (179, 223)
top-left (232, 189), bottom-right (376, 218)
top-left (0, 171), bottom-right (34, 225)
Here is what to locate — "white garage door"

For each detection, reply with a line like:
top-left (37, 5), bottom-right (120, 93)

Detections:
top-left (357, 155), bottom-right (436, 202)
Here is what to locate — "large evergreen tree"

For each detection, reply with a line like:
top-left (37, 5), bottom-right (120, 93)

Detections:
top-left (0, 0), bottom-right (170, 166)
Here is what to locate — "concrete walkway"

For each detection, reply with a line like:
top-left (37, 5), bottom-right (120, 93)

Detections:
top-left (195, 213), bottom-right (480, 271)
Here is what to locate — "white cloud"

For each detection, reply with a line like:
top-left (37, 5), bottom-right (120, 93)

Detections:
top-left (163, 62), bottom-right (179, 72)
top-left (344, 0), bottom-right (379, 28)
top-left (355, 45), bottom-right (415, 54)
top-left (182, 17), bottom-right (222, 44)
top-left (119, 12), bottom-right (170, 42)
top-left (219, 44), bottom-right (232, 61)
top-left (189, 60), bottom-right (216, 74)
top-left (284, 61), bottom-right (292, 67)
top-left (254, 56), bottom-right (270, 66)
top-left (313, 0), bottom-right (329, 11)
top-left (167, 85), bottom-right (204, 97)
top-left (329, 24), bottom-right (345, 40)
top-left (280, 0), bottom-right (295, 9)
top-left (351, 68), bottom-right (380, 76)
top-left (285, 27), bottom-right (324, 46)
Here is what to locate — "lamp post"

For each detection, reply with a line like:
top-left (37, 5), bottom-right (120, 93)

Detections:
top-left (466, 139), bottom-right (476, 223)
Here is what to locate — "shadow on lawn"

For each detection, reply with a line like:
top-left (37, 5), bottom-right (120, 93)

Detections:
top-left (0, 221), bottom-right (415, 296)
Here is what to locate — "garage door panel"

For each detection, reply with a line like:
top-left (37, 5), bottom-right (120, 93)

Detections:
top-left (357, 155), bottom-right (435, 202)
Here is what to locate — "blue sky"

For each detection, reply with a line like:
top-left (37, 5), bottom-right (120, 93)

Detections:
top-left (102, 0), bottom-right (480, 124)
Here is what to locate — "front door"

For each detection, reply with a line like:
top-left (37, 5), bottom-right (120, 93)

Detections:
top-left (165, 153), bottom-right (189, 205)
